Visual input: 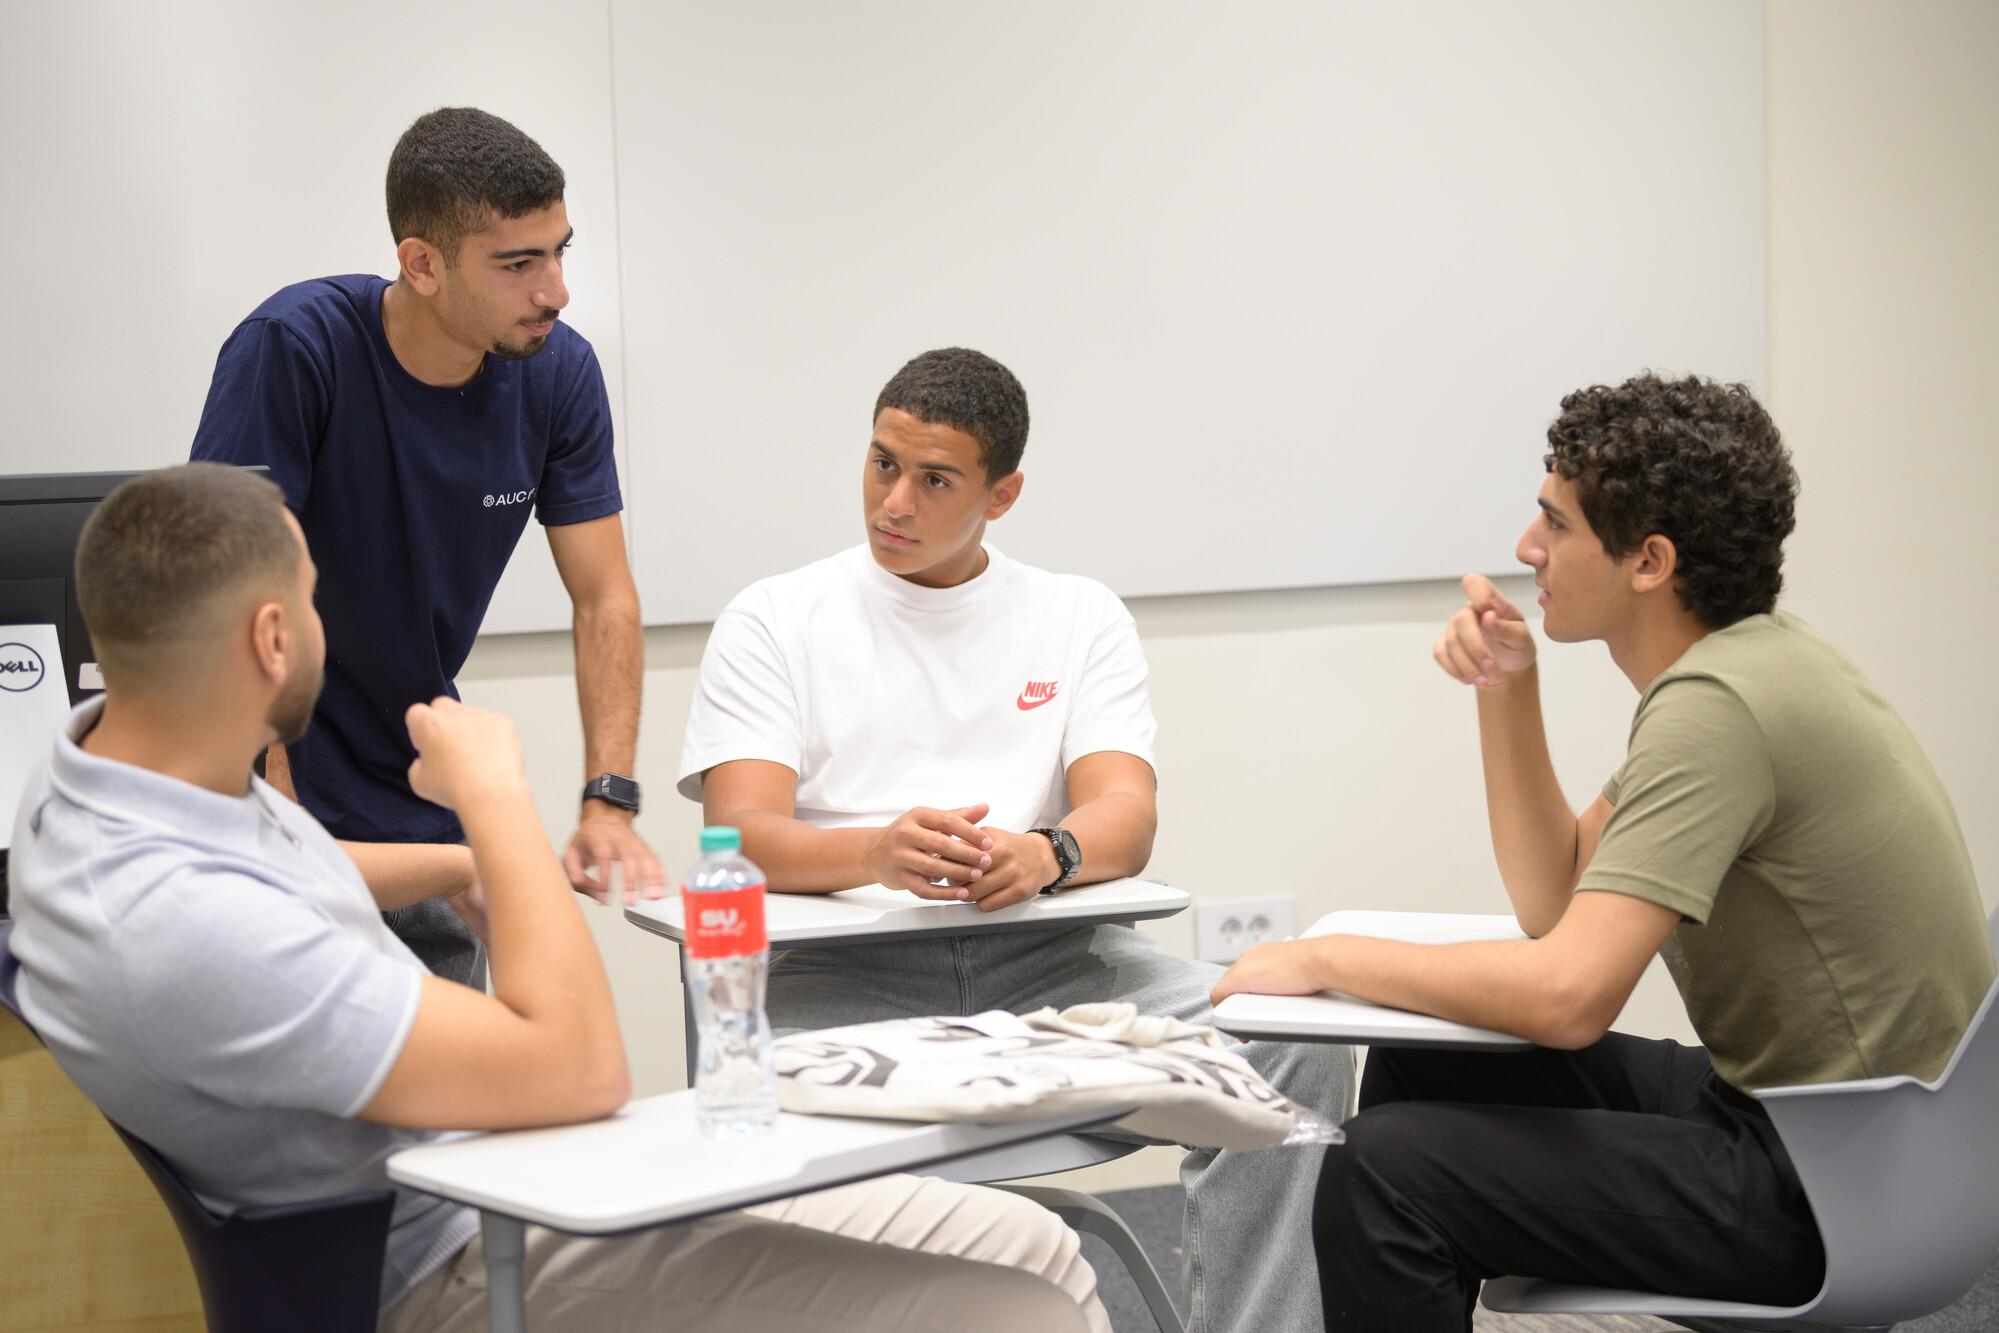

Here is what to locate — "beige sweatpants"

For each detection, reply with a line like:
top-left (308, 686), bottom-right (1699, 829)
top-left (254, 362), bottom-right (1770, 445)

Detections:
top-left (380, 1173), bottom-right (1111, 1332)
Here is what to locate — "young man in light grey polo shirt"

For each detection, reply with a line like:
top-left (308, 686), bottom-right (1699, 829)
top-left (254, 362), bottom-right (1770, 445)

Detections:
top-left (7, 463), bottom-right (1107, 1331)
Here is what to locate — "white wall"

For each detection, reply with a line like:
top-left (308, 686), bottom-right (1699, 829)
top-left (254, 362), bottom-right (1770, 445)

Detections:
top-left (610, 0), bottom-right (1767, 620)
top-left (456, 0), bottom-right (1999, 1190)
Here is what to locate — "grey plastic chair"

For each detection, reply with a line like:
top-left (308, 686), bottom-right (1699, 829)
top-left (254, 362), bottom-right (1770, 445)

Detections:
top-left (1482, 902), bottom-right (1999, 1332)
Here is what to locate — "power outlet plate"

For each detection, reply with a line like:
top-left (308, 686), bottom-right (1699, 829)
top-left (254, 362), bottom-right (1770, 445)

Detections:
top-left (1194, 895), bottom-right (1297, 964)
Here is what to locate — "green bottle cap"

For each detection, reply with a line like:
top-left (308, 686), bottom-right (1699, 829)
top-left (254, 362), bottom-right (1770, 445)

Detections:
top-left (699, 826), bottom-right (742, 854)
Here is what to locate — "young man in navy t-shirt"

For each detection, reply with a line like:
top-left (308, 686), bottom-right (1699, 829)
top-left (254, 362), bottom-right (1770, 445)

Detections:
top-left (191, 108), bottom-right (663, 985)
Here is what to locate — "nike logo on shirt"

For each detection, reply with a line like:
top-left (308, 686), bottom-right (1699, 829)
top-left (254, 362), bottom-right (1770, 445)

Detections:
top-left (1017, 680), bottom-right (1061, 710)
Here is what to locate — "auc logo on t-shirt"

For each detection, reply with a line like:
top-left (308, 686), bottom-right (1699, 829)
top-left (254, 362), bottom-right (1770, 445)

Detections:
top-left (0, 641), bottom-right (48, 693)
top-left (483, 487), bottom-right (538, 510)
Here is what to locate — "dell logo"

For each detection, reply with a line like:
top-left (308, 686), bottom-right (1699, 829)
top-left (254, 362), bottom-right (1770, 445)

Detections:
top-left (484, 488), bottom-right (538, 509)
top-left (0, 642), bottom-right (48, 693)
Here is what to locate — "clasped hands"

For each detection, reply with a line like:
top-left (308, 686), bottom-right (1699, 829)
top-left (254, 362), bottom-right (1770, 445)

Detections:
top-left (865, 803), bottom-right (1060, 913)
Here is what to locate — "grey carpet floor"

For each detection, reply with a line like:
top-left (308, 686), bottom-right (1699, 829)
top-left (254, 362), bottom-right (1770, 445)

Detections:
top-left (1084, 1184), bottom-right (1999, 1332)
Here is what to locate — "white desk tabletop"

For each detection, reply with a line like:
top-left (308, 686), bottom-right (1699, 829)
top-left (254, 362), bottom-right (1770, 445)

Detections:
top-left (1212, 909), bottom-right (1532, 1050)
top-left (386, 1090), bottom-right (1130, 1235)
top-left (626, 877), bottom-right (1188, 948)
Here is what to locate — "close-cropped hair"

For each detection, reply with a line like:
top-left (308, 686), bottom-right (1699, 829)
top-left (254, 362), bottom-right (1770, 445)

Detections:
top-left (875, 348), bottom-right (1031, 482)
top-left (386, 107), bottom-right (566, 265)
top-left (75, 464), bottom-right (299, 682)
top-left (1545, 373), bottom-right (1798, 628)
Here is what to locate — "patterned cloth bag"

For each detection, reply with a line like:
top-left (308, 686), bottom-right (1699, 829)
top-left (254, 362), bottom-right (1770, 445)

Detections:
top-left (773, 1001), bottom-right (1341, 1150)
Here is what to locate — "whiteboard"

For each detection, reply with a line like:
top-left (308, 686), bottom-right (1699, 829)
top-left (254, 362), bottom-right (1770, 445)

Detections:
top-left (0, 0), bottom-right (626, 634)
top-left (612, 0), bottom-right (1766, 622)
top-left (0, 1), bottom-right (1765, 631)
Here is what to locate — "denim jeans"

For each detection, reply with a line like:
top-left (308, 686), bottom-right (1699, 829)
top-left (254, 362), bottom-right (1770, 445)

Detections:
top-left (769, 923), bottom-right (1355, 1333)
top-left (382, 896), bottom-right (484, 991)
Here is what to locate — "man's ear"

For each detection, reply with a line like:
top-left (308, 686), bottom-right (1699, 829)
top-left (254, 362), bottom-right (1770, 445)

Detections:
top-left (248, 600), bottom-right (290, 686)
top-left (397, 237), bottom-right (446, 296)
top-left (1628, 533), bottom-right (1679, 596)
top-left (985, 470), bottom-right (1024, 522)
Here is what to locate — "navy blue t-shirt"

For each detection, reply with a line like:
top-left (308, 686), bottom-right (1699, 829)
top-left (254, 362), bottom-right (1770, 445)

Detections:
top-left (190, 275), bottom-right (621, 842)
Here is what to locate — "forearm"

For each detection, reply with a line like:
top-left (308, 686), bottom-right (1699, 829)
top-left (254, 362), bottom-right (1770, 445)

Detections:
top-left (573, 591), bottom-right (643, 783)
top-left (718, 808), bottom-right (883, 893)
top-left (338, 841), bottom-right (474, 912)
top-left (1306, 934), bottom-right (1593, 1048)
top-left (460, 786), bottom-right (623, 1055)
top-left (1058, 791), bottom-right (1155, 885)
top-left (1475, 665), bottom-right (1581, 934)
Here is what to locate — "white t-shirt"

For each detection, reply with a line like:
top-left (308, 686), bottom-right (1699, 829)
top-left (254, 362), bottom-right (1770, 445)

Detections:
top-left (679, 544), bottom-right (1157, 834)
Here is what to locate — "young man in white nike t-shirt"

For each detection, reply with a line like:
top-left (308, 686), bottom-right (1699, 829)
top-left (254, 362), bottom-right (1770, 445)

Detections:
top-left (679, 347), bottom-right (1353, 1333)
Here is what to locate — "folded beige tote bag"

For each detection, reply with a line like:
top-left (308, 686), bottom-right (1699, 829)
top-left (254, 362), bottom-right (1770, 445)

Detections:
top-left (773, 1002), bottom-right (1341, 1151)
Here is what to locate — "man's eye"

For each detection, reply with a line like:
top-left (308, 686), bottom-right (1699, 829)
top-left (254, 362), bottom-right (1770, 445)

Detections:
top-left (926, 475), bottom-right (950, 489)
top-left (505, 260), bottom-right (529, 273)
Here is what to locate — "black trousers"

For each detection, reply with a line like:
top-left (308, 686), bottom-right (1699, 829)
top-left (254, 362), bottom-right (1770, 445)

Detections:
top-left (1313, 1034), bottom-right (1826, 1331)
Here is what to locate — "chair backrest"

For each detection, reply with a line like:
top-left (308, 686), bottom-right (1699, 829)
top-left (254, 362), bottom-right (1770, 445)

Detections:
top-left (0, 920), bottom-right (396, 1333)
top-left (108, 1120), bottom-right (395, 1333)
top-left (0, 920), bottom-right (21, 1020)
top-left (1758, 902), bottom-right (1999, 1326)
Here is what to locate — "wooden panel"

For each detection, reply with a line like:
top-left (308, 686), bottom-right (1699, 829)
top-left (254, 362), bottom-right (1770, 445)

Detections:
top-left (0, 1013), bottom-right (203, 1332)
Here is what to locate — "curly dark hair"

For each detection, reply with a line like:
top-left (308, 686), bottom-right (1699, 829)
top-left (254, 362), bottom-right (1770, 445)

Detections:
top-left (386, 108), bottom-right (565, 265)
top-left (1545, 374), bottom-right (1797, 628)
top-left (874, 348), bottom-right (1030, 482)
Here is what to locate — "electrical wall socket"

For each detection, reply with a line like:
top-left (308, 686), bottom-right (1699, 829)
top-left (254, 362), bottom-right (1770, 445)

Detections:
top-left (1194, 895), bottom-right (1296, 964)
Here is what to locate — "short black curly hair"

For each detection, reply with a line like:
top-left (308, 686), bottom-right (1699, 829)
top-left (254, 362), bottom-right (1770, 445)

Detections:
top-left (1545, 374), bottom-right (1797, 628)
top-left (386, 108), bottom-right (565, 265)
top-left (874, 348), bottom-right (1030, 482)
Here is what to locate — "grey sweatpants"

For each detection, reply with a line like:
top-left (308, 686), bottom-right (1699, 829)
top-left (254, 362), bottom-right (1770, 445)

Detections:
top-left (768, 923), bottom-right (1356, 1333)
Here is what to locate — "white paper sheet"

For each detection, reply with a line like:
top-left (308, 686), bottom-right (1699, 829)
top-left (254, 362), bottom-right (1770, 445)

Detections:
top-left (1, 624), bottom-right (70, 849)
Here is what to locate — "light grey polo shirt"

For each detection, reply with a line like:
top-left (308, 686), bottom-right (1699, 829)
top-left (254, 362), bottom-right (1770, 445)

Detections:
top-left (7, 699), bottom-right (478, 1310)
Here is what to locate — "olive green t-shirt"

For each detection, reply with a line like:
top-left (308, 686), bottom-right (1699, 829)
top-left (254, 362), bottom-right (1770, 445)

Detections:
top-left (1587, 611), bottom-right (1993, 1091)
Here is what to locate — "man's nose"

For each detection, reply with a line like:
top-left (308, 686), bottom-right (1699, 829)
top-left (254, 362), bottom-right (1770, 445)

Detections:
top-left (536, 263), bottom-right (570, 313)
top-left (885, 475), bottom-right (918, 516)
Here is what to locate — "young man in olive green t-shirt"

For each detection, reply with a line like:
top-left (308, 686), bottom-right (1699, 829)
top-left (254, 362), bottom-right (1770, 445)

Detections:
top-left (1212, 374), bottom-right (1995, 1331)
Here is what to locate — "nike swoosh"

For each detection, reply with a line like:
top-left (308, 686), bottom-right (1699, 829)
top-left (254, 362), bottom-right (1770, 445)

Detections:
top-left (1017, 691), bottom-right (1058, 711)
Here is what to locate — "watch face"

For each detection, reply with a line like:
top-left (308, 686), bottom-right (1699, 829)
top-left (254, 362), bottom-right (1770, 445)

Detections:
top-left (588, 773), bottom-right (641, 811)
top-left (1052, 828), bottom-right (1080, 868)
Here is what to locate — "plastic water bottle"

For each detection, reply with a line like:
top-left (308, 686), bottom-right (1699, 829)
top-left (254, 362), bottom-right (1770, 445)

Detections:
top-left (683, 826), bottom-right (778, 1137)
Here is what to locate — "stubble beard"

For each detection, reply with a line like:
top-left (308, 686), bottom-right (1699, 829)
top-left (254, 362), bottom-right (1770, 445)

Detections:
top-left (267, 664), bottom-right (322, 746)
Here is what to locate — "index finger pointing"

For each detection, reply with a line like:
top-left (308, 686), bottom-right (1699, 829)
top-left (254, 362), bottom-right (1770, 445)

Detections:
top-left (1460, 572), bottom-right (1500, 609)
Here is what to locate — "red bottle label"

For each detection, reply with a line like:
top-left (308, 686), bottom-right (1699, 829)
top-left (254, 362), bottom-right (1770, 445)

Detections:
top-left (684, 882), bottom-right (769, 959)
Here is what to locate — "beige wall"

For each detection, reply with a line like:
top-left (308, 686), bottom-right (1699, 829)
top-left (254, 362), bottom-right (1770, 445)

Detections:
top-left (457, 0), bottom-right (1999, 1188)
top-left (1766, 0), bottom-right (1999, 899)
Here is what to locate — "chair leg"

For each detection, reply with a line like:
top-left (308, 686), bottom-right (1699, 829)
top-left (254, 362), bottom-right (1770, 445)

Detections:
top-left (997, 1184), bottom-right (1186, 1333)
top-left (480, 1210), bottom-right (529, 1333)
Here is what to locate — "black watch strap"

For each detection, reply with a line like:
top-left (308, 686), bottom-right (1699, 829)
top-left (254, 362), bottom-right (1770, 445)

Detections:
top-left (1031, 826), bottom-right (1081, 893)
top-left (582, 772), bottom-right (641, 814)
